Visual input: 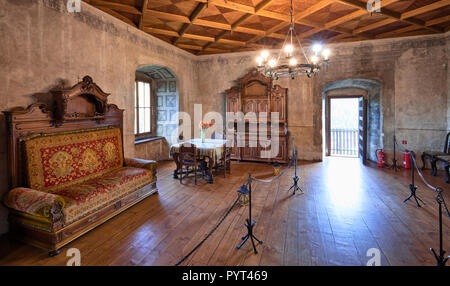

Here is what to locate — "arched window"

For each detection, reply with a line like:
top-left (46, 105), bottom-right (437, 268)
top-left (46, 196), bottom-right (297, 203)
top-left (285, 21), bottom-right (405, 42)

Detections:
top-left (135, 75), bottom-right (156, 140)
top-left (135, 65), bottom-right (179, 145)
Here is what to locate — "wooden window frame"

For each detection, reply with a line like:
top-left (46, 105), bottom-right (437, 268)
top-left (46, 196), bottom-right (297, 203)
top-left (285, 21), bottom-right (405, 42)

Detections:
top-left (135, 77), bottom-right (157, 140)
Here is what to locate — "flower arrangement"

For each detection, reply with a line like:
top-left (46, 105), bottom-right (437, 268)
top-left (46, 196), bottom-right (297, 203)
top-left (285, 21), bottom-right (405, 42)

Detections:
top-left (200, 121), bottom-right (214, 129)
top-left (200, 121), bottom-right (214, 142)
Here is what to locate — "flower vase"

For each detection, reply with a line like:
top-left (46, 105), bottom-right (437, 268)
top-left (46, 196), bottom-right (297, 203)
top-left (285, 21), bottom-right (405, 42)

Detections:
top-left (201, 129), bottom-right (205, 143)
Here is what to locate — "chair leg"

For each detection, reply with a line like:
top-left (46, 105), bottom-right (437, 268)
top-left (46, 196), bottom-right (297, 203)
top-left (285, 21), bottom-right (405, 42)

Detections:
top-left (180, 166), bottom-right (183, 184)
top-left (223, 160), bottom-right (226, 178)
top-left (194, 165), bottom-right (197, 185)
top-left (431, 157), bottom-right (438, 176)
top-left (421, 154), bottom-right (427, 170)
top-left (445, 164), bottom-right (450, 184)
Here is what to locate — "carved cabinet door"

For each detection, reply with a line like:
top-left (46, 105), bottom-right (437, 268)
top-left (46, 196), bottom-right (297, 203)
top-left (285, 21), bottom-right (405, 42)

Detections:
top-left (271, 87), bottom-right (287, 122)
top-left (242, 99), bottom-right (256, 114)
top-left (227, 95), bottom-right (240, 114)
top-left (257, 100), bottom-right (269, 117)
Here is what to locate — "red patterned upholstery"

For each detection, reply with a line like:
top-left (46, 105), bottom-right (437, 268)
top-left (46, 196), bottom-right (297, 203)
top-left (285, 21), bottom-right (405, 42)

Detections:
top-left (4, 187), bottom-right (65, 217)
top-left (22, 127), bottom-right (123, 192)
top-left (52, 167), bottom-right (155, 225)
top-left (5, 127), bottom-right (158, 228)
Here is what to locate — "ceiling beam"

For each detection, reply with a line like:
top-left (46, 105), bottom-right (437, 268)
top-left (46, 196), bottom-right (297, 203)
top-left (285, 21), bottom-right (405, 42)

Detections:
top-left (87, 0), bottom-right (141, 15)
top-left (138, 0), bottom-right (149, 30)
top-left (426, 15), bottom-right (450, 27)
top-left (352, 18), bottom-right (396, 34)
top-left (176, 43), bottom-right (230, 53)
top-left (247, 0), bottom-right (337, 44)
top-left (143, 27), bottom-right (247, 47)
top-left (376, 25), bottom-right (423, 39)
top-left (201, 0), bottom-right (277, 52)
top-left (337, 0), bottom-right (444, 33)
top-left (325, 10), bottom-right (367, 29)
top-left (144, 9), bottom-right (286, 39)
top-left (401, 0), bottom-right (450, 20)
top-left (174, 2), bottom-right (207, 45)
top-left (96, 6), bottom-right (136, 27)
top-left (191, 0), bottom-right (357, 38)
top-left (299, 0), bottom-right (400, 40)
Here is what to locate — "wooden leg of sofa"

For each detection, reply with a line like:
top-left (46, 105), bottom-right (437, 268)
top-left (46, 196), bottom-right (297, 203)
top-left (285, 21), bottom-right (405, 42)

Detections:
top-left (48, 249), bottom-right (61, 257)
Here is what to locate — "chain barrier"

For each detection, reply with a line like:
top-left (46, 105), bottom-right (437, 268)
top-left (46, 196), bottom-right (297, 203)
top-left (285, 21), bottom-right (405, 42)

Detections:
top-left (406, 147), bottom-right (449, 218)
top-left (250, 153), bottom-right (295, 183)
top-left (174, 194), bottom-right (242, 266)
top-left (174, 151), bottom-right (298, 266)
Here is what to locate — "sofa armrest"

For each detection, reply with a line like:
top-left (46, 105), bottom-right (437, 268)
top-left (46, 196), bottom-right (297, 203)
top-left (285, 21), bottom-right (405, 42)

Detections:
top-left (3, 187), bottom-right (65, 218)
top-left (125, 158), bottom-right (157, 173)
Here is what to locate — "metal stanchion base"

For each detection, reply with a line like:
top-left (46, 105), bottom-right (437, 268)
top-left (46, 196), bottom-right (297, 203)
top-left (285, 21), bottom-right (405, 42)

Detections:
top-left (430, 248), bottom-right (449, 266)
top-left (403, 184), bottom-right (425, 207)
top-left (389, 158), bottom-right (401, 172)
top-left (288, 175), bottom-right (303, 195)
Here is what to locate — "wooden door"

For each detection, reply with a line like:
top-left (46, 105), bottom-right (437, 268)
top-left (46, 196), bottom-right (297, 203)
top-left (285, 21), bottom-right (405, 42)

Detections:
top-left (358, 97), bottom-right (368, 164)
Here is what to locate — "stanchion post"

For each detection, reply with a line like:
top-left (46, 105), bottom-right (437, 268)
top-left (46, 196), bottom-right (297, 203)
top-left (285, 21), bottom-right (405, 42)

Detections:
top-left (403, 151), bottom-right (424, 207)
top-left (390, 135), bottom-right (401, 171)
top-left (237, 173), bottom-right (263, 254)
top-left (288, 136), bottom-right (303, 194)
top-left (430, 190), bottom-right (449, 266)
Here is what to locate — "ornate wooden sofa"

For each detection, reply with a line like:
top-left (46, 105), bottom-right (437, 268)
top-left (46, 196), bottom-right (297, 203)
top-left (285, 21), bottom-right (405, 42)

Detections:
top-left (421, 132), bottom-right (450, 176)
top-left (2, 76), bottom-right (158, 256)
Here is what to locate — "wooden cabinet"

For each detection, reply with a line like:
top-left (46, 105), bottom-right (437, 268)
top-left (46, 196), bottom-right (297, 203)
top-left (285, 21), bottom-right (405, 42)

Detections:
top-left (225, 69), bottom-right (289, 164)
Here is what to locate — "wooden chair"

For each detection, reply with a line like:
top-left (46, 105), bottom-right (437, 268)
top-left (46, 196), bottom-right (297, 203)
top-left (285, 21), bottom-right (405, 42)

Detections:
top-left (179, 144), bottom-right (202, 185)
top-left (435, 155), bottom-right (450, 183)
top-left (217, 146), bottom-right (232, 178)
top-left (421, 132), bottom-right (450, 176)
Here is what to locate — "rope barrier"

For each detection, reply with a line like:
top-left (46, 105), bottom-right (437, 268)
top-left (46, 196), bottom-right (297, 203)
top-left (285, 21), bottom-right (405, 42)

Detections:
top-left (174, 143), bottom-right (300, 265)
top-left (174, 194), bottom-right (242, 266)
top-left (408, 150), bottom-right (449, 218)
top-left (250, 153), bottom-right (295, 183)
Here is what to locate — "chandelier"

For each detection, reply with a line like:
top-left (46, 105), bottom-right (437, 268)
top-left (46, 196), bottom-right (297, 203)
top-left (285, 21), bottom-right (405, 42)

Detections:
top-left (255, 0), bottom-right (331, 79)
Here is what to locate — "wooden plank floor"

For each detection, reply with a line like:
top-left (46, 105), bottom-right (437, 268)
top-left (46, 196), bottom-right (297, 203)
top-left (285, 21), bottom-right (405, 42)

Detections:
top-left (0, 157), bottom-right (449, 266)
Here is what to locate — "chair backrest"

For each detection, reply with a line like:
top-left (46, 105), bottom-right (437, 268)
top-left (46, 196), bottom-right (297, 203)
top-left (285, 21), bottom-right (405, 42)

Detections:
top-left (179, 144), bottom-right (197, 164)
top-left (222, 145), bottom-right (231, 160)
top-left (212, 132), bottom-right (223, 139)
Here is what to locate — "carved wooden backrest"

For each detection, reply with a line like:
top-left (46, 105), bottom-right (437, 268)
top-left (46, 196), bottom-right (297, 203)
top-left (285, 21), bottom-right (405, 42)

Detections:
top-left (3, 76), bottom-right (124, 189)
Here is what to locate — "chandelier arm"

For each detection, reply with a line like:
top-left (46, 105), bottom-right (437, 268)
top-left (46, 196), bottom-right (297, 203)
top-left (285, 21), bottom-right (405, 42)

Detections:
top-left (294, 31), bottom-right (310, 65)
top-left (276, 28), bottom-right (291, 64)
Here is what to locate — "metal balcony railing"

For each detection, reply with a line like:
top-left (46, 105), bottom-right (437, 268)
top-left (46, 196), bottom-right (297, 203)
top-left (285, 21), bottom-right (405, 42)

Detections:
top-left (330, 128), bottom-right (359, 157)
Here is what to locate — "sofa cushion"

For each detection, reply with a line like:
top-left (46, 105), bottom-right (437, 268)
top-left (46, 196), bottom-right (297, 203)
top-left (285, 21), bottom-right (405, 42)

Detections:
top-left (51, 167), bottom-right (155, 225)
top-left (22, 127), bottom-right (123, 192)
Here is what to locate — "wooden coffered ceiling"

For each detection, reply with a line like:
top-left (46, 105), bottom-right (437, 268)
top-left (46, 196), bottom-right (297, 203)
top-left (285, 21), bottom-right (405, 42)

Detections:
top-left (83, 0), bottom-right (450, 55)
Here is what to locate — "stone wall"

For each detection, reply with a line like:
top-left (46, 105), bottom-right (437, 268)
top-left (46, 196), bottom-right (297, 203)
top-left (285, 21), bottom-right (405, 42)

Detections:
top-left (0, 0), bottom-right (448, 235)
top-left (196, 32), bottom-right (450, 162)
top-left (0, 0), bottom-right (198, 234)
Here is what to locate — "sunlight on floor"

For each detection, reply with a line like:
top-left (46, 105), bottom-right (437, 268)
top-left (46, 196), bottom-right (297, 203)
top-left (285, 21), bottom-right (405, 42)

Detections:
top-left (323, 157), bottom-right (364, 211)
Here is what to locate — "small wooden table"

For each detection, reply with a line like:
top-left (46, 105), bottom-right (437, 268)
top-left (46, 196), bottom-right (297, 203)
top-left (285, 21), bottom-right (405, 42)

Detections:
top-left (170, 138), bottom-right (228, 184)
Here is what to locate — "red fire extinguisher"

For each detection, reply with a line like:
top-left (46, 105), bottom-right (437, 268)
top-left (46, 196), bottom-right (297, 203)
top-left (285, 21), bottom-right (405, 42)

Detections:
top-left (403, 152), bottom-right (411, 169)
top-left (376, 149), bottom-right (385, 168)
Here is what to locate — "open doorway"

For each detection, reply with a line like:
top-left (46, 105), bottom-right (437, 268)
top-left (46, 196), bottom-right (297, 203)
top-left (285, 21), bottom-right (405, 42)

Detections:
top-left (325, 96), bottom-right (367, 164)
